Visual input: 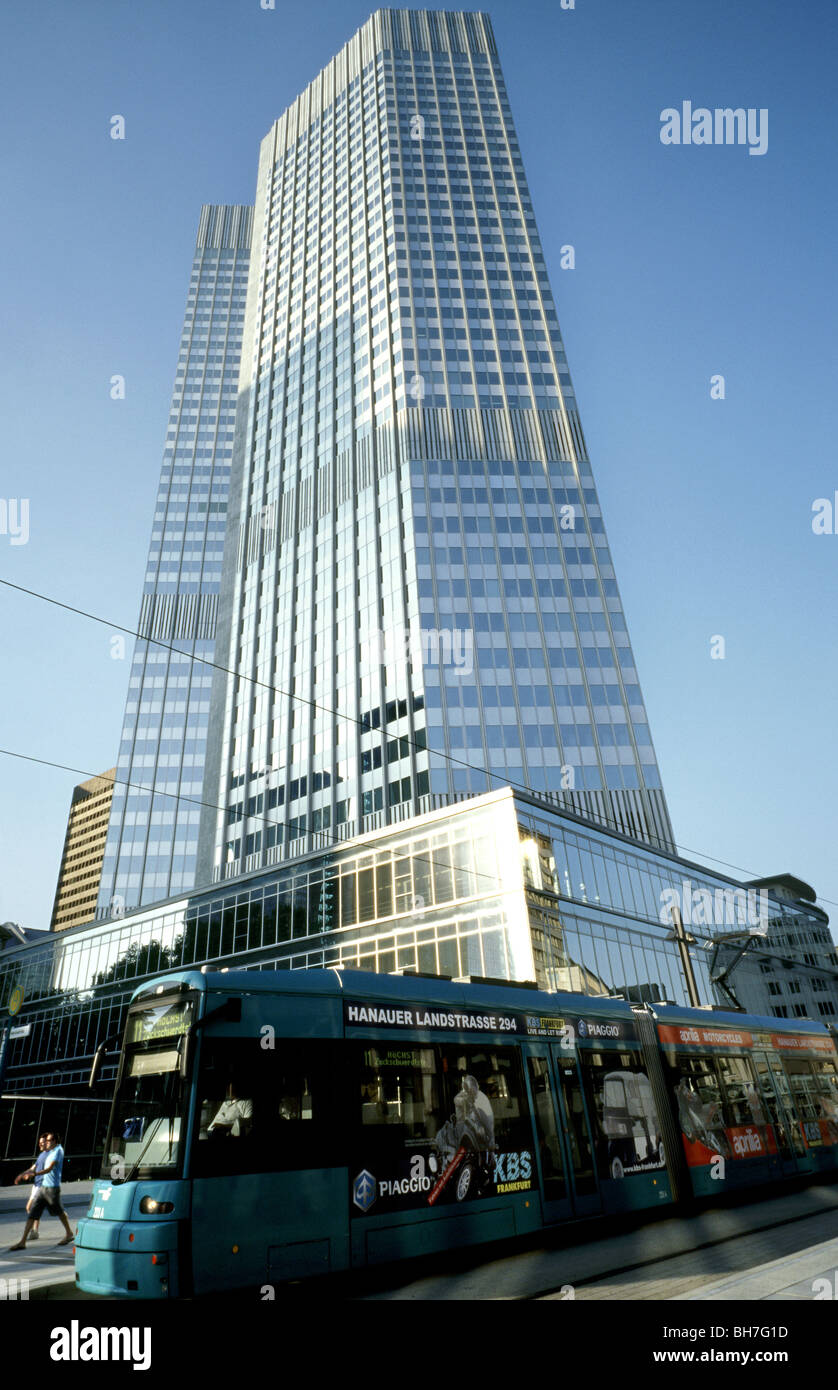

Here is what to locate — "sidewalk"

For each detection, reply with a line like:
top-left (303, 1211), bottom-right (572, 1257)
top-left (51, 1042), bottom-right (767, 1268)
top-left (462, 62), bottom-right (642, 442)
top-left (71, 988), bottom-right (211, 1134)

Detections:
top-left (0, 1180), bottom-right (93, 1215)
top-left (0, 1182), bottom-right (93, 1297)
top-left (673, 1233), bottom-right (838, 1300)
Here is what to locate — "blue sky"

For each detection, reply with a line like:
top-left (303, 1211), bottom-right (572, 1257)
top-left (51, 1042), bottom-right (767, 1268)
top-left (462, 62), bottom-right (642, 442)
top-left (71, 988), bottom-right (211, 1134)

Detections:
top-left (1, 0), bottom-right (837, 931)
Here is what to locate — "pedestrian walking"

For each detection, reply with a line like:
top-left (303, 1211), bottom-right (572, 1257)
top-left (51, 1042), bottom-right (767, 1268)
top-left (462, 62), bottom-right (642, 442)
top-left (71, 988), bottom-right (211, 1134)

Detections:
top-left (12, 1132), bottom-right (49, 1241)
top-left (8, 1130), bottom-right (74, 1249)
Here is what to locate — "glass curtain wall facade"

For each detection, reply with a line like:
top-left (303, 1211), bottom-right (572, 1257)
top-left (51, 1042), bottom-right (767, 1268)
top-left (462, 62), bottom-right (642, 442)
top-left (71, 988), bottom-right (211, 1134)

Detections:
top-left (5, 789), bottom-right (835, 1099)
top-left (97, 206), bottom-right (253, 916)
top-left (198, 9), bottom-right (673, 890)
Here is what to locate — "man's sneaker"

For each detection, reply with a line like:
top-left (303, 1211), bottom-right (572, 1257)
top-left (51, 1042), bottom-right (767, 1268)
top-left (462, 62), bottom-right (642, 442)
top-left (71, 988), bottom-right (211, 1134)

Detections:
top-left (27, 1231), bottom-right (39, 1241)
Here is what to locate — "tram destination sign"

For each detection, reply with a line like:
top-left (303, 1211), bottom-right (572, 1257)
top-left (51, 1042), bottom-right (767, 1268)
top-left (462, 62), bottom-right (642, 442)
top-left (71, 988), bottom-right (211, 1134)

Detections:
top-left (345, 1001), bottom-right (521, 1034)
top-left (126, 1000), bottom-right (194, 1045)
top-left (344, 1000), bottom-right (635, 1042)
top-left (770, 1033), bottom-right (836, 1054)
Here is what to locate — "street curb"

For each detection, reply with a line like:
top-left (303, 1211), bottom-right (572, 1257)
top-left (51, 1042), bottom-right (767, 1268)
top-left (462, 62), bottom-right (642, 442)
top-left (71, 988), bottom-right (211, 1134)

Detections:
top-left (0, 1198), bottom-right (91, 1215)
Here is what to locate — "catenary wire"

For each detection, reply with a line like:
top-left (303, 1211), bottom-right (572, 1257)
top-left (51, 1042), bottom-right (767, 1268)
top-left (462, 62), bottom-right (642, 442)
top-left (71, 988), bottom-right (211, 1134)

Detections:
top-left (2, 575), bottom-right (836, 915)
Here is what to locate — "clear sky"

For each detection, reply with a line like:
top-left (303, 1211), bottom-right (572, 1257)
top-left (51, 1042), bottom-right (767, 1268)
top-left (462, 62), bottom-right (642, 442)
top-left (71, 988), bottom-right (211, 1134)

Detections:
top-left (1, 0), bottom-right (836, 932)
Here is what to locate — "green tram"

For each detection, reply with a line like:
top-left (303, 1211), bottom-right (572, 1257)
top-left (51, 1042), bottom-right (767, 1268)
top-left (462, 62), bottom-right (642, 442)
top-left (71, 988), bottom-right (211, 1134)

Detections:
top-left (73, 968), bottom-right (838, 1297)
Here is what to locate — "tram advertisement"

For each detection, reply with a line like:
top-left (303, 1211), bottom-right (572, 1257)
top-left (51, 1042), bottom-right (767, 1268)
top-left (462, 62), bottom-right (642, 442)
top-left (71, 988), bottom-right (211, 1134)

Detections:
top-left (660, 1025), bottom-right (838, 1165)
top-left (591, 1066), bottom-right (667, 1180)
top-left (351, 1066), bottom-right (534, 1216)
top-left (674, 1099), bottom-right (779, 1168)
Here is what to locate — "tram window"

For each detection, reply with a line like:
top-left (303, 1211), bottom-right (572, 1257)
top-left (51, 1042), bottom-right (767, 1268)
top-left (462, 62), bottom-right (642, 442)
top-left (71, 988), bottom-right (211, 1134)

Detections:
top-left (753, 1054), bottom-right (791, 1156)
top-left (581, 1049), bottom-right (638, 1129)
top-left (580, 1050), bottom-right (664, 1179)
top-left (784, 1059), bottom-right (821, 1122)
top-left (670, 1055), bottom-right (721, 1106)
top-left (354, 1045), bottom-right (531, 1159)
top-left (438, 1046), bottom-right (531, 1153)
top-left (555, 1056), bottom-right (597, 1196)
top-left (812, 1058), bottom-right (838, 1089)
top-left (813, 1060), bottom-right (838, 1136)
top-left (783, 1057), bottom-right (825, 1148)
top-left (768, 1058), bottom-right (806, 1155)
top-left (668, 1054), bottom-right (728, 1153)
top-left (358, 1046), bottom-right (441, 1140)
top-left (813, 1059), bottom-right (838, 1100)
top-left (192, 1039), bottom-right (336, 1176)
top-left (527, 1057), bottom-right (566, 1201)
top-left (715, 1055), bottom-right (762, 1128)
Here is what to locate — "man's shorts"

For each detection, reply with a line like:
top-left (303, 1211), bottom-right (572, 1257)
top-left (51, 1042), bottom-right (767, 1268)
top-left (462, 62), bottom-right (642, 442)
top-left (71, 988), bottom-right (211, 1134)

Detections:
top-left (28, 1187), bottom-right (65, 1220)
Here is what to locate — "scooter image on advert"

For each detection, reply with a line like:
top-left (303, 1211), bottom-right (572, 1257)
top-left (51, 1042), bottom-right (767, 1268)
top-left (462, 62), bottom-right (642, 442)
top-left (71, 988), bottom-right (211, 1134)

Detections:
top-left (427, 1074), bottom-right (497, 1203)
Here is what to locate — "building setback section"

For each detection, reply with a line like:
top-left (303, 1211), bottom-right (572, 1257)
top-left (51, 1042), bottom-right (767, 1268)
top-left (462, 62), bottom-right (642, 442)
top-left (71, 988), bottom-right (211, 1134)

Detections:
top-left (97, 205), bottom-right (252, 917)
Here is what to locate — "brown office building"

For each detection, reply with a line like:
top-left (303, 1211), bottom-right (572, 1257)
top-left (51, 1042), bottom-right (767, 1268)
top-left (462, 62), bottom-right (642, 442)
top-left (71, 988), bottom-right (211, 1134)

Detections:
top-left (50, 770), bottom-right (116, 932)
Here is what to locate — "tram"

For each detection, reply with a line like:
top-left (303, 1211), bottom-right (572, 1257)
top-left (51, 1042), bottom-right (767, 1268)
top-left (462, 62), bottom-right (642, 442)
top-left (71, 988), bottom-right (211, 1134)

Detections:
top-left (73, 968), bottom-right (838, 1297)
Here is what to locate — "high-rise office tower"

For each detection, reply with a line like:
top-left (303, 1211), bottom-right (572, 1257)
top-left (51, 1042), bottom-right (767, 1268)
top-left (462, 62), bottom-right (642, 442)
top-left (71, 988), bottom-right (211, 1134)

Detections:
top-left (51, 769), bottom-right (116, 931)
top-left (97, 205), bottom-right (252, 915)
top-left (198, 9), bottom-right (672, 886)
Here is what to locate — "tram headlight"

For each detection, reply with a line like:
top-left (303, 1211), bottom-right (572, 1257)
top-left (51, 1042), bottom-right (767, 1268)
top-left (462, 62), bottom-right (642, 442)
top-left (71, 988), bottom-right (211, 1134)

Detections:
top-left (139, 1197), bottom-right (174, 1215)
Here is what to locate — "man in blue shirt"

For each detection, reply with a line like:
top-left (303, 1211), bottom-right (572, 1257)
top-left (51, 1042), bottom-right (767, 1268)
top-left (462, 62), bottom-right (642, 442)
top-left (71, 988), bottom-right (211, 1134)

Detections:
top-left (13, 1132), bottom-right (49, 1241)
top-left (9, 1131), bottom-right (74, 1249)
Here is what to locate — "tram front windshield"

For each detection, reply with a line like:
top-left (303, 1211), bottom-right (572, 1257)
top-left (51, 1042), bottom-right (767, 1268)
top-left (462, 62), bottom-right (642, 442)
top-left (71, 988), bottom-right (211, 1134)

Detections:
top-left (103, 997), bottom-right (195, 1181)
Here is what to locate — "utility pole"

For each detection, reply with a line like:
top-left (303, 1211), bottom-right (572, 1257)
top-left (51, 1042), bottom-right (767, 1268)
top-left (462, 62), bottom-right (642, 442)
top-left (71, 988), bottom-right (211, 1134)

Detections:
top-left (668, 905), bottom-right (702, 1008)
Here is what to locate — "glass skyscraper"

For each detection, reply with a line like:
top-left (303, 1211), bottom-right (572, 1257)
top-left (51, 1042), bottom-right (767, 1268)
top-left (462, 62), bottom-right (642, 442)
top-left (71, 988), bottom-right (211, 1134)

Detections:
top-left (198, 9), bottom-right (672, 889)
top-left (9, 8), bottom-right (836, 1187)
top-left (98, 205), bottom-right (252, 915)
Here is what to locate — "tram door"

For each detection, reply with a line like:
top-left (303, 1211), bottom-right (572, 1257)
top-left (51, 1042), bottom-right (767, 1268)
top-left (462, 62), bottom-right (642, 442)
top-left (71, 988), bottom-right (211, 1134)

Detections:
top-left (753, 1053), bottom-right (799, 1175)
top-left (526, 1046), bottom-right (601, 1220)
top-left (528, 1050), bottom-right (600, 1217)
top-left (552, 1049), bottom-right (601, 1217)
top-left (767, 1056), bottom-right (813, 1172)
top-left (526, 1050), bottom-right (574, 1224)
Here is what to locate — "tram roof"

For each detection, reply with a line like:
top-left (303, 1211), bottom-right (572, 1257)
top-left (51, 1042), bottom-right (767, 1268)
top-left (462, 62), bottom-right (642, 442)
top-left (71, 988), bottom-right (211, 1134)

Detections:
top-left (132, 967), bottom-right (640, 1019)
top-left (130, 968), bottom-right (834, 1039)
top-left (652, 1000), bottom-right (831, 1036)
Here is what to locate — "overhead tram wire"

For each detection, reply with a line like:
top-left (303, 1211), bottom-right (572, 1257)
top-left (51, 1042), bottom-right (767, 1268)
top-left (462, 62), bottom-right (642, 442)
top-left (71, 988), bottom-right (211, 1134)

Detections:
top-left (2, 575), bottom-right (837, 914)
top-left (0, 745), bottom-right (508, 902)
top-left (5, 739), bottom-right (834, 952)
top-left (0, 573), bottom-right (679, 855)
